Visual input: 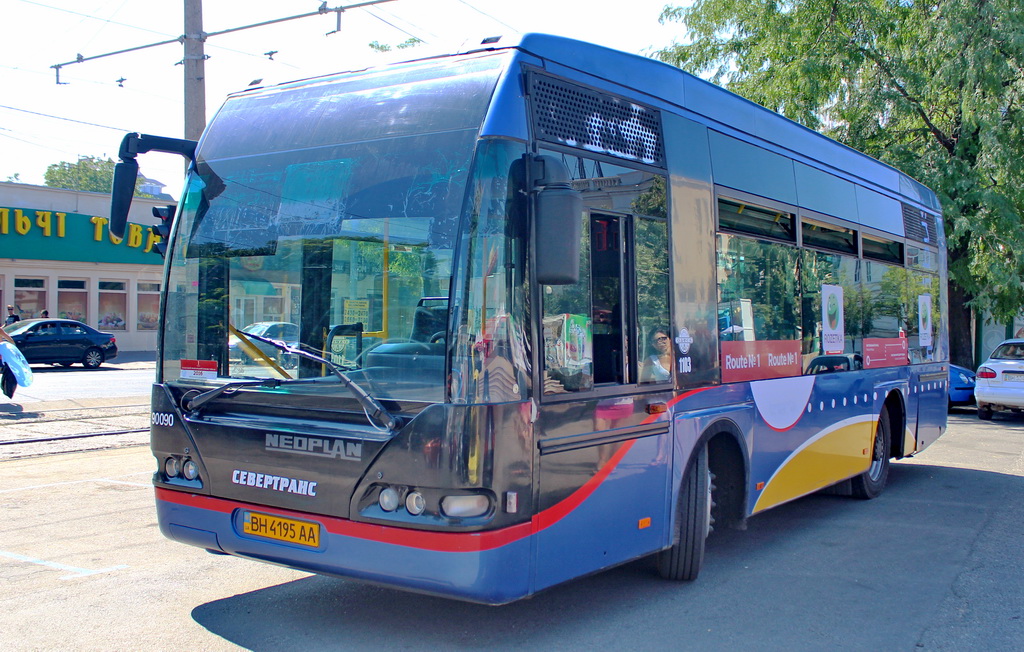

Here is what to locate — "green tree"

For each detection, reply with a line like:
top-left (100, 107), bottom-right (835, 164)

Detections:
top-left (368, 37), bottom-right (423, 53)
top-left (44, 156), bottom-right (153, 197)
top-left (657, 0), bottom-right (1024, 366)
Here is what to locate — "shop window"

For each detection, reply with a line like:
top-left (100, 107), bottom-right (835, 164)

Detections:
top-left (98, 280), bottom-right (127, 330)
top-left (14, 278), bottom-right (46, 319)
top-left (137, 282), bottom-right (161, 331)
top-left (58, 279), bottom-right (88, 322)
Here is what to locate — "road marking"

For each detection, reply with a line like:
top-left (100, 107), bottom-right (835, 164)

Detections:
top-left (0, 549), bottom-right (128, 579)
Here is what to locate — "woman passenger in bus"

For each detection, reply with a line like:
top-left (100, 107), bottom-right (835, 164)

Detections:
top-left (641, 327), bottom-right (673, 383)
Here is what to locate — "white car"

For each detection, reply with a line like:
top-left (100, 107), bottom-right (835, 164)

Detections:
top-left (975, 339), bottom-right (1024, 420)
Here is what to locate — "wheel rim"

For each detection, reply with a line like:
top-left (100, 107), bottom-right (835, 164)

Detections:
top-left (704, 468), bottom-right (713, 538)
top-left (867, 427), bottom-right (885, 481)
top-left (85, 350), bottom-right (102, 366)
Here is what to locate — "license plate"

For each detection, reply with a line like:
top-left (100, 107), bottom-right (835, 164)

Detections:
top-left (242, 511), bottom-right (320, 548)
top-left (1002, 372), bottom-right (1024, 382)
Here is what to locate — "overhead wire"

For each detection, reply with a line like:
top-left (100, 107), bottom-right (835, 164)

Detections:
top-left (0, 104), bottom-right (128, 131)
top-left (14, 0), bottom-right (177, 38)
top-left (19, 0), bottom-right (289, 64)
top-left (360, 6), bottom-right (431, 43)
top-left (454, 0), bottom-right (520, 32)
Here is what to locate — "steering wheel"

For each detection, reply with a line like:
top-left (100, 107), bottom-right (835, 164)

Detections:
top-left (429, 331), bottom-right (446, 344)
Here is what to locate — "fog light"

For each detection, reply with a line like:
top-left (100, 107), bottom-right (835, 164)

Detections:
top-left (182, 459), bottom-right (199, 481)
top-left (405, 491), bottom-right (426, 515)
top-left (164, 457), bottom-right (180, 478)
top-left (441, 494), bottom-right (489, 518)
top-left (378, 487), bottom-right (400, 512)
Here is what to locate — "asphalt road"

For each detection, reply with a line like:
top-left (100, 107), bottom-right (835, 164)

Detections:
top-left (0, 409), bottom-right (1021, 650)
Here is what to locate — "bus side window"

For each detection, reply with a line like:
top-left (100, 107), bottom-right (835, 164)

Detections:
top-left (542, 211), bottom-right (594, 394)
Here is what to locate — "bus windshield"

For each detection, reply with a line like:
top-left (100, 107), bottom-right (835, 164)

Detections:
top-left (160, 54), bottom-right (505, 403)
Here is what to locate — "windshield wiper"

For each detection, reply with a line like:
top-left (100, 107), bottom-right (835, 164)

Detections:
top-left (230, 330), bottom-right (401, 431)
top-left (185, 378), bottom-right (284, 413)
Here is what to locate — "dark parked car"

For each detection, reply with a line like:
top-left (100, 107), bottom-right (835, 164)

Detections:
top-left (4, 318), bottom-right (118, 369)
top-left (948, 363), bottom-right (976, 411)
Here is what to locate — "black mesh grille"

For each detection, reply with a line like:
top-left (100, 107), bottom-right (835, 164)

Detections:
top-left (902, 203), bottom-right (938, 245)
top-left (528, 72), bottom-right (665, 167)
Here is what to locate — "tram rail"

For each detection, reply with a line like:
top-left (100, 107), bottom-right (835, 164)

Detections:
top-left (0, 428), bottom-right (150, 446)
top-left (0, 402), bottom-right (151, 458)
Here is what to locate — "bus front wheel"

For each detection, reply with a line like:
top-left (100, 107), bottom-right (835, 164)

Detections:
top-left (851, 409), bottom-right (891, 499)
top-left (657, 442), bottom-right (711, 581)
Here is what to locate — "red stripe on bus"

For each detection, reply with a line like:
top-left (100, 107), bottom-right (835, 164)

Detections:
top-left (156, 487), bottom-right (532, 552)
top-left (531, 439), bottom-right (634, 532)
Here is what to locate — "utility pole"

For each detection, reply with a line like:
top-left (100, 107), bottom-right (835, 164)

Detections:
top-left (183, 0), bottom-right (207, 142)
top-left (50, 1), bottom-right (399, 142)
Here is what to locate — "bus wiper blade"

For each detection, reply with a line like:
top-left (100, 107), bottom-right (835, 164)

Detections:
top-left (185, 378), bottom-right (282, 413)
top-left (237, 330), bottom-right (401, 432)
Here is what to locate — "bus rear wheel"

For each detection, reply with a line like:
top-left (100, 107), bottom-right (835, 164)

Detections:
top-left (851, 409), bottom-right (891, 499)
top-left (657, 442), bottom-right (711, 581)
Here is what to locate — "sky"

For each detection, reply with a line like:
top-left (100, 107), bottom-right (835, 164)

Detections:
top-left (0, 0), bottom-right (686, 198)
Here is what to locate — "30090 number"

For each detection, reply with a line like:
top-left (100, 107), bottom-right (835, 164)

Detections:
top-left (151, 412), bottom-right (175, 427)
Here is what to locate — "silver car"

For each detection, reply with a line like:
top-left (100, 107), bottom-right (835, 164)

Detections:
top-left (975, 339), bottom-right (1024, 420)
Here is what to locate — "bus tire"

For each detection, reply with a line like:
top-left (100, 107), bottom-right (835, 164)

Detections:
top-left (657, 442), bottom-right (710, 581)
top-left (851, 409), bottom-right (891, 499)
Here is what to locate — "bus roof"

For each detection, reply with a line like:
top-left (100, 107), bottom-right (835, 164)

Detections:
top-left (228, 32), bottom-right (940, 214)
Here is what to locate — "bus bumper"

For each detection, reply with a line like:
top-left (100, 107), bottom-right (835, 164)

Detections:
top-left (155, 488), bottom-right (533, 604)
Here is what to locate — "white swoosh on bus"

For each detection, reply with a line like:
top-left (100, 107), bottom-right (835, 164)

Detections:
top-left (750, 376), bottom-right (816, 431)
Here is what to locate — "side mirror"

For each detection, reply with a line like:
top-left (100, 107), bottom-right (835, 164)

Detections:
top-left (109, 159), bottom-right (139, 240)
top-left (533, 155), bottom-right (582, 285)
top-left (109, 132), bottom-right (198, 240)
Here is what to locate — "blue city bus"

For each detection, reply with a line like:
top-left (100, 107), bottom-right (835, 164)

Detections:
top-left (110, 33), bottom-right (948, 604)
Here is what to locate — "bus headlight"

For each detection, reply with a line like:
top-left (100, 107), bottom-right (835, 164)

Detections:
top-left (441, 495), bottom-right (489, 518)
top-left (379, 487), bottom-right (400, 512)
top-left (164, 457), bottom-right (180, 478)
top-left (182, 459), bottom-right (200, 481)
top-left (405, 491), bottom-right (426, 515)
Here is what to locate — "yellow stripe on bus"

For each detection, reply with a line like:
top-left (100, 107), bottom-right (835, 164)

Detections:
top-left (753, 417), bottom-right (876, 513)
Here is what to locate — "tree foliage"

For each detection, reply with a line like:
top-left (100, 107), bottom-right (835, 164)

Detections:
top-left (368, 38), bottom-right (423, 53)
top-left (657, 0), bottom-right (1024, 364)
top-left (43, 155), bottom-right (151, 197)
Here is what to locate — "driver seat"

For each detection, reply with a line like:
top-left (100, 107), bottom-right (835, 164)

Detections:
top-left (410, 305), bottom-right (446, 342)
